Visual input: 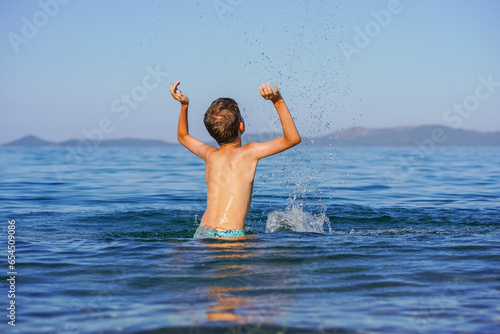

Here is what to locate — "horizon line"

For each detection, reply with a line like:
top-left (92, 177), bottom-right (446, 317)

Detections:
top-left (3, 124), bottom-right (500, 146)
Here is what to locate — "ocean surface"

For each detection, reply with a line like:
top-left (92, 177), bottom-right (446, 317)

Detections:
top-left (1, 144), bottom-right (499, 333)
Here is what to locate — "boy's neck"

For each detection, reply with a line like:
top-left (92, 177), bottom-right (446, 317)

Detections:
top-left (219, 138), bottom-right (242, 149)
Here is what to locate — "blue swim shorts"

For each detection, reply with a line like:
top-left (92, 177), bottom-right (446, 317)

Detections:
top-left (193, 225), bottom-right (245, 239)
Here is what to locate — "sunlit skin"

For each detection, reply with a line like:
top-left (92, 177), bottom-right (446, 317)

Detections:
top-left (170, 81), bottom-right (301, 231)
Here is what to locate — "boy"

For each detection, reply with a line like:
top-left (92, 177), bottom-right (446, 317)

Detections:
top-left (170, 81), bottom-right (301, 238)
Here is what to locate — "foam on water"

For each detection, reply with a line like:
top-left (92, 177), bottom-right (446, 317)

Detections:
top-left (266, 204), bottom-right (331, 234)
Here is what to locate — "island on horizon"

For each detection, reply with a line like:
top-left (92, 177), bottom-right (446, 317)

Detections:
top-left (3, 125), bottom-right (500, 147)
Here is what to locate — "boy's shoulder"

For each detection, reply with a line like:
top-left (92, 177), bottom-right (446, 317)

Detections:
top-left (241, 141), bottom-right (262, 153)
top-left (209, 142), bottom-right (259, 158)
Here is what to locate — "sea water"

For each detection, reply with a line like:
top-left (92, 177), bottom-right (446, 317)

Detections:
top-left (1, 145), bottom-right (499, 333)
top-left (266, 204), bottom-right (331, 234)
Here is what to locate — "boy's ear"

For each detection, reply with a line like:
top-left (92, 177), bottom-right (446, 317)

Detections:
top-left (239, 121), bottom-right (245, 133)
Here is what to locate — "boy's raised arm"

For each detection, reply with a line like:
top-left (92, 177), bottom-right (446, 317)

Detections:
top-left (251, 83), bottom-right (301, 158)
top-left (170, 81), bottom-right (214, 160)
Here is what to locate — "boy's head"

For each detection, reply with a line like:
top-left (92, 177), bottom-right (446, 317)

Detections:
top-left (204, 98), bottom-right (244, 145)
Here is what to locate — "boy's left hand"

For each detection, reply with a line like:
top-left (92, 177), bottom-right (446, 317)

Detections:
top-left (170, 81), bottom-right (189, 105)
top-left (259, 83), bottom-right (282, 103)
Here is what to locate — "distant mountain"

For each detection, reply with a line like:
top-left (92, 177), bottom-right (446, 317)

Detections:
top-left (2, 136), bottom-right (175, 147)
top-left (3, 135), bottom-right (58, 147)
top-left (59, 138), bottom-right (173, 147)
top-left (3, 126), bottom-right (500, 147)
top-left (312, 125), bottom-right (500, 146)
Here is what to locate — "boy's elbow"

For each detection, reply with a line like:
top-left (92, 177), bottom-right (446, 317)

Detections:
top-left (287, 134), bottom-right (301, 147)
top-left (177, 133), bottom-right (187, 145)
top-left (295, 135), bottom-right (301, 145)
top-left (293, 132), bottom-right (301, 145)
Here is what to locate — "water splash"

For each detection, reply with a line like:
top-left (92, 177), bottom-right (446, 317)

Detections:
top-left (265, 150), bottom-right (332, 235)
top-left (266, 204), bottom-right (331, 234)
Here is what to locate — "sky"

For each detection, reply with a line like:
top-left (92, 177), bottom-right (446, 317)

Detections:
top-left (1, 0), bottom-right (499, 144)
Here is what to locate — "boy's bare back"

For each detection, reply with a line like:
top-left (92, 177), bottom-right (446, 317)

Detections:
top-left (202, 144), bottom-right (258, 230)
top-left (170, 82), bottom-right (300, 233)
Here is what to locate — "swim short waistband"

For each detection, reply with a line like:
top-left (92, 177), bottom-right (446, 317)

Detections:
top-left (193, 225), bottom-right (245, 239)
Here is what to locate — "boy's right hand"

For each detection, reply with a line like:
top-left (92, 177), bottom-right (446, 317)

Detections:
top-left (259, 83), bottom-right (283, 103)
top-left (170, 81), bottom-right (189, 105)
